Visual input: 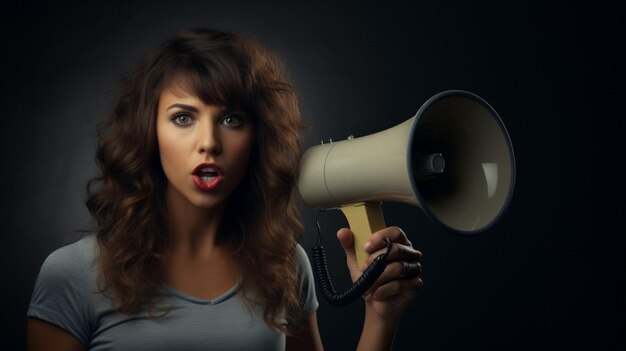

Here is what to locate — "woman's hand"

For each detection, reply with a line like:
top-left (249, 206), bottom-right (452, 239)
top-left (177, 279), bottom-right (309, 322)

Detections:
top-left (337, 226), bottom-right (423, 323)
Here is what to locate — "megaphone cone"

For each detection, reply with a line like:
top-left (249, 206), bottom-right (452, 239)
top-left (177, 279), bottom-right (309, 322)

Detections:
top-left (299, 90), bottom-right (515, 234)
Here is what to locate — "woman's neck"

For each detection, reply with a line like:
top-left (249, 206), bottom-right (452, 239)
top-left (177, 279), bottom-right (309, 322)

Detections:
top-left (162, 186), bottom-right (240, 297)
top-left (164, 186), bottom-right (226, 262)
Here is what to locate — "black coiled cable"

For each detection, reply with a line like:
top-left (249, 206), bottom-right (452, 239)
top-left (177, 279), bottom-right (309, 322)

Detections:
top-left (311, 209), bottom-right (391, 307)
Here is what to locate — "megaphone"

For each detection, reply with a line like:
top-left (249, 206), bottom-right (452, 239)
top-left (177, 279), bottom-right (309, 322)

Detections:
top-left (298, 90), bottom-right (515, 306)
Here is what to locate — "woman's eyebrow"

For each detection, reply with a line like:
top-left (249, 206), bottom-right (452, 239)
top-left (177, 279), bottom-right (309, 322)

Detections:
top-left (166, 103), bottom-right (199, 112)
top-left (166, 103), bottom-right (229, 114)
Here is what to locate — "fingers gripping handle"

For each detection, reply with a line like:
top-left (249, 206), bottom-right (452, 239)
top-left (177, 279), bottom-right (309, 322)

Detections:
top-left (339, 202), bottom-right (386, 267)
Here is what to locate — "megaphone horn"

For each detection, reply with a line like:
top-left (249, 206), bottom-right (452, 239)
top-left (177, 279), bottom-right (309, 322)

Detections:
top-left (298, 90), bottom-right (516, 306)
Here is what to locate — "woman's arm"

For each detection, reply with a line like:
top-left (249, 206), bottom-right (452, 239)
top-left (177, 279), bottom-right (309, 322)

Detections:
top-left (285, 312), bottom-right (324, 351)
top-left (27, 317), bottom-right (86, 351)
top-left (337, 226), bottom-right (423, 351)
top-left (287, 226), bottom-right (420, 350)
top-left (356, 310), bottom-right (399, 351)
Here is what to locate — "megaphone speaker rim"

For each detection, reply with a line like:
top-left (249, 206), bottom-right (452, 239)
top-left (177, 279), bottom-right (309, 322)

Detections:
top-left (407, 90), bottom-right (516, 236)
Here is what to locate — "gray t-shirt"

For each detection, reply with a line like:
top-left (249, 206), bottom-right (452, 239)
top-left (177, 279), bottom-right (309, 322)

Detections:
top-left (27, 235), bottom-right (318, 350)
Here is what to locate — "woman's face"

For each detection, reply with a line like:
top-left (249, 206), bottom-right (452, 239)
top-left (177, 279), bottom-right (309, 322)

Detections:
top-left (156, 84), bottom-right (254, 211)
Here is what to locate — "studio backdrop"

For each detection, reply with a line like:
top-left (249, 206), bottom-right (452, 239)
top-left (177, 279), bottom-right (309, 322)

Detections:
top-left (1, 1), bottom-right (624, 350)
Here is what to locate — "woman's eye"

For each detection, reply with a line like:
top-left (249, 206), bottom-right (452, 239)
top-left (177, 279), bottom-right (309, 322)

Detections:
top-left (172, 113), bottom-right (194, 126)
top-left (221, 114), bottom-right (243, 127)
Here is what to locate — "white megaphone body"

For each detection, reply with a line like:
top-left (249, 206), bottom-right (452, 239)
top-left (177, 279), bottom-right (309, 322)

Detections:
top-left (298, 90), bottom-right (516, 269)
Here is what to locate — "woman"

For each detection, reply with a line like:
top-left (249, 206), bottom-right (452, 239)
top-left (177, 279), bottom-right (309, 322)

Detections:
top-left (26, 27), bottom-right (423, 350)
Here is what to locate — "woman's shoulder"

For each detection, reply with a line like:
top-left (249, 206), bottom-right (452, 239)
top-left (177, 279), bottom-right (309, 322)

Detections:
top-left (294, 243), bottom-right (311, 272)
top-left (44, 233), bottom-right (98, 263)
top-left (38, 234), bottom-right (99, 286)
top-left (28, 234), bottom-right (99, 346)
top-left (293, 242), bottom-right (319, 312)
top-left (294, 242), bottom-right (307, 258)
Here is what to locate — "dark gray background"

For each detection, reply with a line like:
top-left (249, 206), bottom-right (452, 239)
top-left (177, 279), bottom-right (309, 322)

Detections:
top-left (2, 1), bottom-right (624, 350)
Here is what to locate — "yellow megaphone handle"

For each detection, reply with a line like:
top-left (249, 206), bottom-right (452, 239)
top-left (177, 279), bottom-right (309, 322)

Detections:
top-left (339, 202), bottom-right (386, 267)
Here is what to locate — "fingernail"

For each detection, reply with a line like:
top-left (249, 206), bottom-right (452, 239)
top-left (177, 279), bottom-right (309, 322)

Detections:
top-left (364, 242), bottom-right (371, 252)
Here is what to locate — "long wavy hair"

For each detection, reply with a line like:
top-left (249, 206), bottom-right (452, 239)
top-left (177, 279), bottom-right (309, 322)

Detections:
top-left (85, 27), bottom-right (308, 334)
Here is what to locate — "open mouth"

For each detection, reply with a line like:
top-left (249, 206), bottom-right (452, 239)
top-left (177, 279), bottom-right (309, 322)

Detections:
top-left (196, 167), bottom-right (219, 182)
top-left (192, 163), bottom-right (223, 191)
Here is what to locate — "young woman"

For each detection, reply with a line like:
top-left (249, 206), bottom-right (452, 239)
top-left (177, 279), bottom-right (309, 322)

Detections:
top-left (26, 27), bottom-right (423, 351)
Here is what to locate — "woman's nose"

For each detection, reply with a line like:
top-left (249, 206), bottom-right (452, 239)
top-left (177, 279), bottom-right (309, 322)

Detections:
top-left (198, 124), bottom-right (222, 155)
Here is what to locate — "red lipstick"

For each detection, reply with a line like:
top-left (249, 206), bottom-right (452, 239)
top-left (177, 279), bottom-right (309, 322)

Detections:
top-left (192, 163), bottom-right (223, 192)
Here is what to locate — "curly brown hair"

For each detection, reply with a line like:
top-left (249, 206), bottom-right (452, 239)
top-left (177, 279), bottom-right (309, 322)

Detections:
top-left (85, 27), bottom-right (308, 334)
